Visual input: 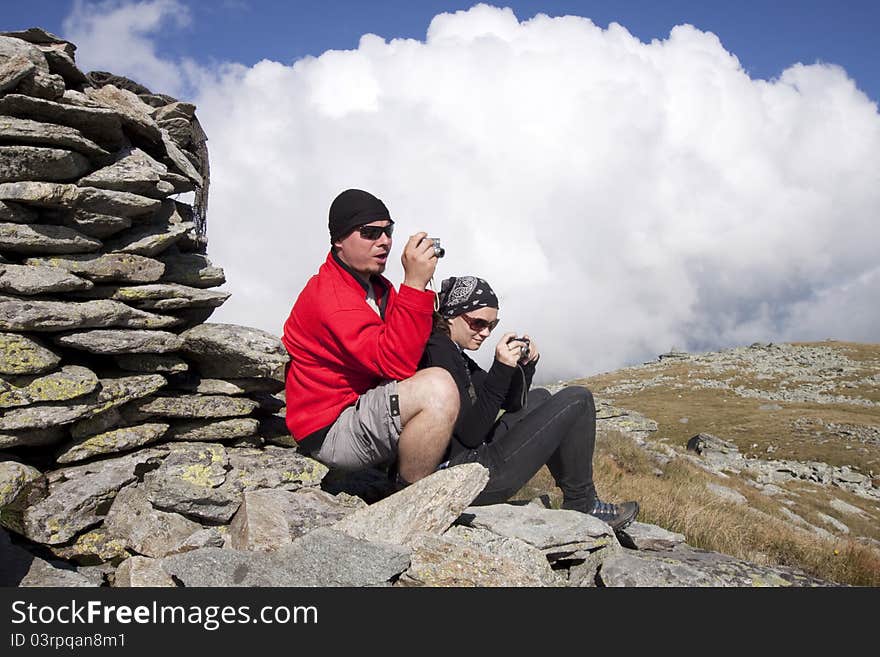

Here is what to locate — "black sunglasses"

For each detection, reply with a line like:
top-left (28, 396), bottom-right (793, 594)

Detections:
top-left (460, 313), bottom-right (500, 332)
top-left (356, 224), bottom-right (394, 240)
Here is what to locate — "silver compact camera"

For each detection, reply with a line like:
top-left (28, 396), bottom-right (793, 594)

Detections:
top-left (419, 236), bottom-right (445, 258)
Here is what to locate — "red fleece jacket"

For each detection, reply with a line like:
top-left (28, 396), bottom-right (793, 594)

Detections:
top-left (281, 252), bottom-right (436, 441)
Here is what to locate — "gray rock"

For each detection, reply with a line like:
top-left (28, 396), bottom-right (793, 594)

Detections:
top-left (53, 329), bottom-right (184, 354)
top-left (45, 527), bottom-right (130, 565)
top-left (36, 46), bottom-right (88, 88)
top-left (0, 427), bottom-right (66, 449)
top-left (0, 365), bottom-right (99, 409)
top-left (11, 449), bottom-right (166, 544)
top-left (0, 332), bottom-right (60, 375)
top-left (78, 148), bottom-right (174, 198)
top-left (1, 529), bottom-right (98, 586)
top-left (0, 145), bottom-right (91, 182)
top-left (0, 200), bottom-right (37, 223)
top-left (224, 446), bottom-right (328, 492)
top-left (0, 295), bottom-right (180, 331)
top-left (113, 556), bottom-right (175, 587)
top-left (129, 394), bottom-right (258, 420)
top-left (168, 528), bottom-right (225, 554)
top-left (598, 545), bottom-right (830, 587)
top-left (178, 377), bottom-right (284, 395)
top-left (180, 323), bottom-right (289, 381)
top-left (333, 463), bottom-right (489, 546)
top-left (0, 222), bottom-right (101, 254)
top-left (55, 423), bottom-right (168, 464)
top-left (152, 101), bottom-right (195, 122)
top-left (0, 182), bottom-right (162, 217)
top-left (0, 34), bottom-right (49, 75)
top-left (114, 353), bottom-right (189, 374)
top-left (617, 522), bottom-right (687, 551)
top-left (816, 512), bottom-right (849, 534)
top-left (16, 70), bottom-right (65, 101)
top-left (0, 460), bottom-right (42, 508)
top-left (84, 85), bottom-right (162, 144)
top-left (25, 253), bottom-right (165, 283)
top-left (143, 442), bottom-right (238, 523)
top-left (110, 283), bottom-right (230, 311)
top-left (0, 116), bottom-right (109, 160)
top-left (0, 94), bottom-right (126, 150)
top-left (103, 221), bottom-right (191, 257)
top-left (461, 503), bottom-right (613, 559)
top-left (104, 485), bottom-right (202, 558)
top-left (159, 117), bottom-right (191, 148)
top-left (706, 482), bottom-right (749, 505)
top-left (157, 251), bottom-right (225, 288)
top-left (168, 417), bottom-right (259, 442)
top-left (61, 211), bottom-right (131, 238)
top-left (0, 373), bottom-right (166, 431)
top-left (0, 55), bottom-right (35, 95)
top-left (398, 532), bottom-right (548, 587)
top-left (162, 528), bottom-right (409, 587)
top-left (161, 129), bottom-right (202, 185)
top-left (441, 525), bottom-right (562, 586)
top-left (829, 498), bottom-right (868, 518)
top-left (0, 263), bottom-right (93, 295)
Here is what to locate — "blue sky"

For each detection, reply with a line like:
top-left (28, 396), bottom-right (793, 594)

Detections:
top-left (4, 0), bottom-right (879, 104)
top-left (3, 1), bottom-right (879, 376)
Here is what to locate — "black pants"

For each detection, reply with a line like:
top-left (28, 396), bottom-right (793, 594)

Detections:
top-left (447, 386), bottom-right (597, 510)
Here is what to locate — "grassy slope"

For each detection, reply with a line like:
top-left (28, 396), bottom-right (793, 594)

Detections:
top-left (515, 340), bottom-right (880, 586)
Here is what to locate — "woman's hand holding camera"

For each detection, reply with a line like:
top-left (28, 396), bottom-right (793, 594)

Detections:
top-left (521, 334), bottom-right (540, 365)
top-left (402, 232), bottom-right (439, 290)
top-left (495, 332), bottom-right (538, 367)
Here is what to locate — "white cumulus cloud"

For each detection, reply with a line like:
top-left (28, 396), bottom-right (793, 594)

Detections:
top-left (63, 3), bottom-right (880, 382)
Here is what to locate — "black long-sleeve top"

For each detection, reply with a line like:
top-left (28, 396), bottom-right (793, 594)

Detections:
top-left (419, 331), bottom-right (536, 459)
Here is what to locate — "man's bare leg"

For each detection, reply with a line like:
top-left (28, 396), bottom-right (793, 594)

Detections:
top-left (396, 367), bottom-right (459, 482)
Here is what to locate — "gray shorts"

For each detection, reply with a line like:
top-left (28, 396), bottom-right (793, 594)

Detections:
top-left (311, 380), bottom-right (402, 471)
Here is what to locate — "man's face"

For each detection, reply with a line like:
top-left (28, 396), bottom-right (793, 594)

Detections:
top-left (334, 220), bottom-right (393, 279)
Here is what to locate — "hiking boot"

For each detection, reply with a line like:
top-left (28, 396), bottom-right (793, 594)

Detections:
top-left (588, 499), bottom-right (639, 531)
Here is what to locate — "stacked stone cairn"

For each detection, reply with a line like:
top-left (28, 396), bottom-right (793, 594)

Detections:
top-left (0, 29), bottom-right (834, 588)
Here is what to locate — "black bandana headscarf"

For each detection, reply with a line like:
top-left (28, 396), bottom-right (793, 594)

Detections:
top-left (437, 276), bottom-right (498, 318)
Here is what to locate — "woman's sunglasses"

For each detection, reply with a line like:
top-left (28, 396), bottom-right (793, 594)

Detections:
top-left (357, 224), bottom-right (394, 240)
top-left (460, 313), bottom-right (500, 332)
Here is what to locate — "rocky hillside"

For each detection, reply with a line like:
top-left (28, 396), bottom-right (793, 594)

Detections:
top-left (0, 28), bottom-right (862, 587)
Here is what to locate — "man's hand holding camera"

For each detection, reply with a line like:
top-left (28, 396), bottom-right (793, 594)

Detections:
top-left (402, 232), bottom-right (443, 290)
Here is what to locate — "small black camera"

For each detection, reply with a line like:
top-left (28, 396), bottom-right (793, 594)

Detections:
top-left (507, 336), bottom-right (530, 364)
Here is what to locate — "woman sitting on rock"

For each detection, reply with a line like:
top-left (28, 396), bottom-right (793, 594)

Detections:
top-left (418, 275), bottom-right (639, 530)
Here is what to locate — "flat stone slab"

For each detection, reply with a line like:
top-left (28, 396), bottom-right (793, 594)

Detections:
top-left (114, 353), bottom-right (188, 373)
top-left (617, 522), bottom-right (687, 551)
top-left (45, 527), bottom-right (130, 566)
top-left (12, 448), bottom-right (167, 544)
top-left (0, 94), bottom-right (125, 150)
top-left (103, 221), bottom-right (191, 257)
top-left (0, 332), bottom-right (60, 375)
top-left (0, 222), bottom-right (101, 254)
top-left (168, 417), bottom-right (259, 442)
top-left (78, 147), bottom-right (173, 198)
top-left (0, 115), bottom-right (109, 159)
top-left (161, 129), bottom-right (202, 185)
top-left (85, 84), bottom-right (163, 145)
top-left (157, 251), bottom-right (225, 288)
top-left (0, 263), bottom-right (93, 295)
top-left (110, 283), bottom-right (230, 311)
top-left (0, 364), bottom-right (99, 409)
top-left (707, 482), bottom-right (749, 505)
top-left (53, 329), bottom-right (184, 354)
top-left (398, 532), bottom-right (548, 587)
top-left (0, 295), bottom-right (180, 331)
top-left (55, 422), bottom-right (169, 464)
top-left (161, 528), bottom-right (409, 587)
top-left (333, 463), bottom-right (489, 547)
top-left (25, 253), bottom-right (165, 283)
top-left (104, 484), bottom-right (202, 558)
top-left (61, 211), bottom-right (131, 238)
top-left (598, 545), bottom-right (832, 587)
top-left (180, 323), bottom-right (289, 381)
top-left (0, 181), bottom-right (162, 217)
top-left (461, 503), bottom-right (614, 557)
top-left (0, 145), bottom-right (91, 182)
top-left (129, 394), bottom-right (258, 419)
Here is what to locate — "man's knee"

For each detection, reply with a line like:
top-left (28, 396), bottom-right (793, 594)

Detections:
top-left (400, 367), bottom-right (459, 418)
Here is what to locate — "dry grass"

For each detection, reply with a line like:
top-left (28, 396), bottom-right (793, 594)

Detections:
top-left (515, 430), bottom-right (880, 587)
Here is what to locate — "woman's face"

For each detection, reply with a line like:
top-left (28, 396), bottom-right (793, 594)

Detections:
top-left (449, 306), bottom-right (499, 351)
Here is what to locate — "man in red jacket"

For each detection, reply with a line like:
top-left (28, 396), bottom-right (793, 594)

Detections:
top-left (282, 189), bottom-right (459, 484)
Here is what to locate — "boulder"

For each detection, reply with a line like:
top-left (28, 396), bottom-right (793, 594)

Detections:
top-left (180, 323), bottom-right (289, 381)
top-left (0, 222), bottom-right (101, 254)
top-left (0, 332), bottom-right (60, 375)
top-left (0, 263), bottom-right (94, 295)
top-left (113, 555), bottom-right (175, 587)
top-left (0, 145), bottom-right (91, 182)
top-left (0, 295), bottom-right (180, 331)
top-left (45, 527), bottom-right (129, 565)
top-left (159, 117), bottom-right (191, 148)
top-left (55, 423), bottom-right (168, 464)
top-left (0, 460), bottom-right (42, 508)
top-left (0, 94), bottom-right (125, 150)
top-left (616, 522), bottom-right (687, 551)
top-left (157, 251), bottom-right (225, 288)
top-left (16, 71), bottom-right (65, 101)
top-left (0, 35), bottom-right (49, 76)
top-left (25, 253), bottom-right (165, 283)
top-left (84, 85), bottom-right (162, 145)
top-left (333, 463), bottom-right (489, 546)
top-left (53, 329), bottom-right (184, 354)
top-left (78, 148), bottom-right (174, 198)
top-left (0, 55), bottom-right (35, 95)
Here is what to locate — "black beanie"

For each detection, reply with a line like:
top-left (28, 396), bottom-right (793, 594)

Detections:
top-left (328, 189), bottom-right (392, 243)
